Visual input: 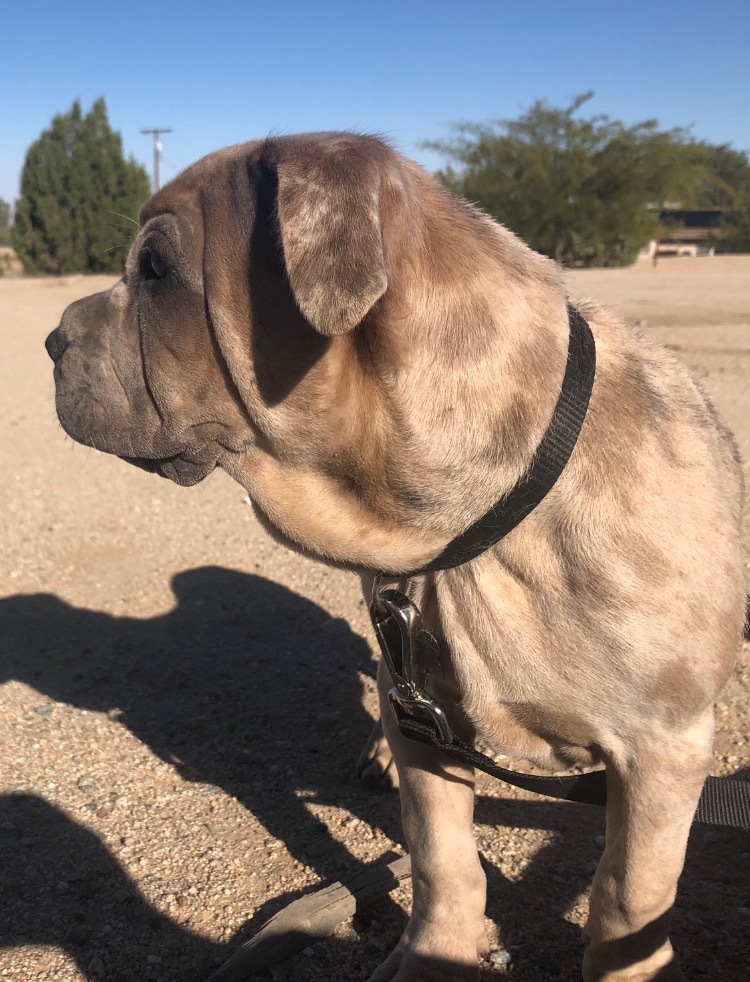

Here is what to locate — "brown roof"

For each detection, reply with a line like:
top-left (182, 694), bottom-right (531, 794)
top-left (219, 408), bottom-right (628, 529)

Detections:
top-left (661, 227), bottom-right (724, 242)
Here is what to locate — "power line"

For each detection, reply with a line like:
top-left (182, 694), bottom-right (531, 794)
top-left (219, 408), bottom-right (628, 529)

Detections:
top-left (140, 128), bottom-right (173, 193)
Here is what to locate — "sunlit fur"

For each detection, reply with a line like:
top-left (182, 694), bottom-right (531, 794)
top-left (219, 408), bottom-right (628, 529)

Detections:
top-left (48, 133), bottom-right (745, 982)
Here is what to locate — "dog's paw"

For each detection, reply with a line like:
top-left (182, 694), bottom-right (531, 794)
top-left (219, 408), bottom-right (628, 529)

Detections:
top-left (366, 944), bottom-right (479, 981)
top-left (583, 941), bottom-right (686, 981)
top-left (356, 720), bottom-right (399, 791)
top-left (366, 919), bottom-right (485, 981)
top-left (585, 967), bottom-right (686, 982)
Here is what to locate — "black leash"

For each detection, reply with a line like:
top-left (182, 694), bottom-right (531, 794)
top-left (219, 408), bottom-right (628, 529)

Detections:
top-left (370, 304), bottom-right (750, 832)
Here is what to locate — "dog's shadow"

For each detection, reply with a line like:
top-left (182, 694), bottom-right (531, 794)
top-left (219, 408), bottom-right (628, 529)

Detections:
top-left (1, 569), bottom-right (748, 981)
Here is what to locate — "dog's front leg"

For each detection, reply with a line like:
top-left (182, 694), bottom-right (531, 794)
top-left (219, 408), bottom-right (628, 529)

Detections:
top-left (583, 708), bottom-right (715, 982)
top-left (368, 659), bottom-right (486, 982)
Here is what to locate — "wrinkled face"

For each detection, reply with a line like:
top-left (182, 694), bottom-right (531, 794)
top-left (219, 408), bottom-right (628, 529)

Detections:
top-left (47, 199), bottom-right (236, 484)
top-left (43, 131), bottom-right (562, 573)
top-left (45, 134), bottom-right (392, 487)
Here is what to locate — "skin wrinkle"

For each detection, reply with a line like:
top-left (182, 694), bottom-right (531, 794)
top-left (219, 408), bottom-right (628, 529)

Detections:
top-left (203, 293), bottom-right (256, 433)
top-left (109, 349), bottom-right (134, 410)
top-left (137, 293), bottom-right (167, 428)
top-left (47, 132), bottom-right (746, 982)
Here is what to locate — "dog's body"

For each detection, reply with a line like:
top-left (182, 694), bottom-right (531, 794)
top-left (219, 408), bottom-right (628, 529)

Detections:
top-left (46, 133), bottom-right (745, 981)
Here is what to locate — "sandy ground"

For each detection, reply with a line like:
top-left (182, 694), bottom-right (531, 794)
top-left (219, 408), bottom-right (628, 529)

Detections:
top-left (0, 249), bottom-right (24, 278)
top-left (1, 257), bottom-right (748, 982)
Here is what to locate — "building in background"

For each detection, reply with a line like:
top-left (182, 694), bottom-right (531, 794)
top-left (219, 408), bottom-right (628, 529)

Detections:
top-left (643, 206), bottom-right (724, 260)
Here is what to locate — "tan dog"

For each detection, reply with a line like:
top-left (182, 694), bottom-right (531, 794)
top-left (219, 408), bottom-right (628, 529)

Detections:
top-left (46, 133), bottom-right (745, 981)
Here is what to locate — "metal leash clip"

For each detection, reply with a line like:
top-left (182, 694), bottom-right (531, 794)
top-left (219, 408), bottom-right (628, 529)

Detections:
top-left (370, 576), bottom-right (453, 746)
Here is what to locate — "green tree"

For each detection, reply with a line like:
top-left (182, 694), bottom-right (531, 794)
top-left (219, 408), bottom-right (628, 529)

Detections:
top-left (720, 188), bottom-right (750, 252)
top-left (690, 142), bottom-right (750, 252)
top-left (423, 94), bottom-right (702, 267)
top-left (12, 99), bottom-right (151, 274)
top-left (0, 198), bottom-right (11, 246)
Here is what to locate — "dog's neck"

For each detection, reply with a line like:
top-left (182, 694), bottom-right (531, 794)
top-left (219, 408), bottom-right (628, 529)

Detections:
top-left (221, 177), bottom-right (574, 575)
top-left (346, 184), bottom-right (574, 543)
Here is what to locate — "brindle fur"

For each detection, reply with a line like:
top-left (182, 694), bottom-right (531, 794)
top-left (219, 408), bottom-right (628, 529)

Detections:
top-left (46, 133), bottom-right (745, 982)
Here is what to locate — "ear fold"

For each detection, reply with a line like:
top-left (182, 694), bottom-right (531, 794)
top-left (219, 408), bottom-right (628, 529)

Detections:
top-left (274, 137), bottom-right (388, 336)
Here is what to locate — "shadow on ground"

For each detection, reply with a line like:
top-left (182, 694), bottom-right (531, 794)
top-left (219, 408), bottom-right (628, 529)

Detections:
top-left (1, 568), bottom-right (748, 980)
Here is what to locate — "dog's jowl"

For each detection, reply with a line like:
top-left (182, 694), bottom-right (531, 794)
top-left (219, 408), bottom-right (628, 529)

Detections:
top-left (46, 133), bottom-right (745, 982)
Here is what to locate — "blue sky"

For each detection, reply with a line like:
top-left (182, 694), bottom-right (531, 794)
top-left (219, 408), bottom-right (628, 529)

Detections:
top-left (2, 1), bottom-right (749, 203)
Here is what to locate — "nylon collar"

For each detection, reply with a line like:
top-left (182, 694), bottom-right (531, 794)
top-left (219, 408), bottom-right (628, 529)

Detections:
top-left (402, 303), bottom-right (596, 577)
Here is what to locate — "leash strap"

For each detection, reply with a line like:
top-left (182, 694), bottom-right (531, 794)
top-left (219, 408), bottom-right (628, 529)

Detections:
top-left (398, 715), bottom-right (608, 805)
top-left (695, 772), bottom-right (750, 830)
top-left (397, 713), bottom-right (750, 831)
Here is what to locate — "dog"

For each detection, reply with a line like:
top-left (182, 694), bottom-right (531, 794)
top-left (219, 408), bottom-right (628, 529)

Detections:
top-left (46, 133), bottom-right (745, 981)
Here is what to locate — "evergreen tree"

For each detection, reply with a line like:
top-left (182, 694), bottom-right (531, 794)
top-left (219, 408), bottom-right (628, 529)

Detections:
top-left (0, 198), bottom-right (11, 246)
top-left (12, 99), bottom-right (151, 274)
top-left (424, 94), bottom-right (703, 267)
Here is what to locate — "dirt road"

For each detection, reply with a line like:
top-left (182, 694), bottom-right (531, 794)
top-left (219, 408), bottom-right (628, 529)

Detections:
top-left (1, 258), bottom-right (748, 981)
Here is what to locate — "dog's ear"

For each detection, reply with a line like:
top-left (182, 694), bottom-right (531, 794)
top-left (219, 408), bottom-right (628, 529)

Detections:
top-left (273, 136), bottom-right (388, 336)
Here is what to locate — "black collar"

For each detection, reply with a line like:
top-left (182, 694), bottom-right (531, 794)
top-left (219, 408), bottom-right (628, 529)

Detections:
top-left (405, 303), bottom-right (596, 576)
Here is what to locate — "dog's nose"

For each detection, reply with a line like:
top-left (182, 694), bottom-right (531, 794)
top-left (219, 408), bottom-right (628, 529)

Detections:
top-left (45, 326), bottom-right (69, 363)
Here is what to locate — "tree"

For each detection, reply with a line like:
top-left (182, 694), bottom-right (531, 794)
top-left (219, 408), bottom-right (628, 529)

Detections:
top-left (690, 142), bottom-right (750, 252)
top-left (720, 189), bottom-right (750, 252)
top-left (0, 198), bottom-right (11, 246)
top-left (12, 99), bottom-right (151, 274)
top-left (423, 94), bottom-right (703, 267)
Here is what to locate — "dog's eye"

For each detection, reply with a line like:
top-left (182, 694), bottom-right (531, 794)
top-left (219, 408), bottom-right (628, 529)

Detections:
top-left (140, 248), bottom-right (170, 281)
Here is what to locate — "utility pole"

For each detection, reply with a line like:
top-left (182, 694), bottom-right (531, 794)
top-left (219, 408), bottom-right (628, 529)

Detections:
top-left (140, 127), bottom-right (172, 192)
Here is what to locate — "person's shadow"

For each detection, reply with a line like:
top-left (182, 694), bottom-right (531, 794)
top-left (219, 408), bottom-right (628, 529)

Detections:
top-left (1, 568), bottom-right (408, 981)
top-left (0, 792), bottom-right (224, 982)
top-left (1, 569), bottom-right (748, 981)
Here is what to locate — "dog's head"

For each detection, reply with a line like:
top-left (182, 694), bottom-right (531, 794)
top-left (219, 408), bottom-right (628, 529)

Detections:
top-left (46, 133), bottom-right (564, 570)
top-left (46, 135), bottom-right (395, 482)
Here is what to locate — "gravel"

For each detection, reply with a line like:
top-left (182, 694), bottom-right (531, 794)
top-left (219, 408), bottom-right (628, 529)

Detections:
top-left (1, 264), bottom-right (749, 981)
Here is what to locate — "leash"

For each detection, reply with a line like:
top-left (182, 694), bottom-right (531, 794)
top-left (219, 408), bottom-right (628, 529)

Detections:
top-left (370, 304), bottom-right (750, 832)
top-left (370, 582), bottom-right (750, 830)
